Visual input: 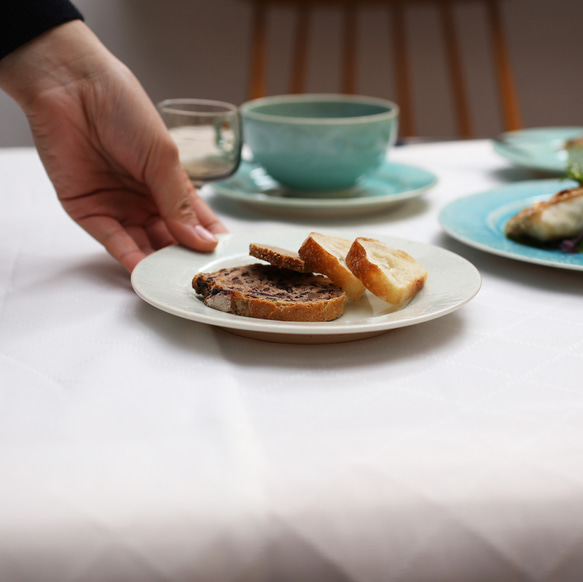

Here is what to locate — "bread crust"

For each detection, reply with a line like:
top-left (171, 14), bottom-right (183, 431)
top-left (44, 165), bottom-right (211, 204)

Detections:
top-left (346, 237), bottom-right (427, 304)
top-left (298, 232), bottom-right (366, 301)
top-left (249, 243), bottom-right (311, 272)
top-left (192, 264), bottom-right (346, 322)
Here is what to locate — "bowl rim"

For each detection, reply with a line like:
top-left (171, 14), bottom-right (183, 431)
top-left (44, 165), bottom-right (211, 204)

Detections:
top-left (157, 98), bottom-right (239, 116)
top-left (240, 93), bottom-right (399, 125)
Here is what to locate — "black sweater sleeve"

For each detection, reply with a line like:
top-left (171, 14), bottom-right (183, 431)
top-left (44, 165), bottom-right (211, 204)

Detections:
top-left (0, 0), bottom-right (84, 60)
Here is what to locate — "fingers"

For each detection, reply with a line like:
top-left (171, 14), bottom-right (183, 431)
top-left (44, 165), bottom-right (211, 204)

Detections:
top-left (78, 200), bottom-right (226, 273)
top-left (166, 184), bottom-right (228, 251)
top-left (79, 216), bottom-right (150, 273)
top-left (147, 145), bottom-right (228, 252)
top-left (142, 216), bottom-right (177, 250)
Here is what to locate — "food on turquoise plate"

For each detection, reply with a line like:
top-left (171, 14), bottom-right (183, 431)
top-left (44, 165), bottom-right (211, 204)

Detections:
top-left (505, 165), bottom-right (583, 253)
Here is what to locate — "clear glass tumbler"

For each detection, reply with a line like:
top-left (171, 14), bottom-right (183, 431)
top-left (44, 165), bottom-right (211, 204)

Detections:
top-left (157, 98), bottom-right (242, 187)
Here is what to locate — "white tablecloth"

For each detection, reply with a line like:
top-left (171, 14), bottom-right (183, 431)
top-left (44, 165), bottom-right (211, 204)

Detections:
top-left (1, 141), bottom-right (582, 582)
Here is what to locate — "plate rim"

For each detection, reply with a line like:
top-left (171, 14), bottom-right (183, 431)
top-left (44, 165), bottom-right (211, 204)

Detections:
top-left (496, 126), bottom-right (583, 141)
top-left (210, 159), bottom-right (438, 211)
top-left (438, 179), bottom-right (583, 271)
top-left (493, 126), bottom-right (583, 173)
top-left (131, 228), bottom-right (482, 339)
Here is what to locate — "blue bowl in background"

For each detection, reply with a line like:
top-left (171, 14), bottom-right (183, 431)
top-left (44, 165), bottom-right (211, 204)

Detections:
top-left (240, 94), bottom-right (399, 192)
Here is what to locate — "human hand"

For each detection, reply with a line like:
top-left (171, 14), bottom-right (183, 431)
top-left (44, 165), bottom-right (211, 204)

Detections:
top-left (0, 20), bottom-right (227, 272)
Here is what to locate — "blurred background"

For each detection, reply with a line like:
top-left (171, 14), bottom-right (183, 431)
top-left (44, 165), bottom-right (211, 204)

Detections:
top-left (0, 0), bottom-right (581, 146)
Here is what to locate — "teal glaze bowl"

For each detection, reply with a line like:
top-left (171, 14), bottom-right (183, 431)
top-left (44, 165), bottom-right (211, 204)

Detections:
top-left (240, 94), bottom-right (399, 192)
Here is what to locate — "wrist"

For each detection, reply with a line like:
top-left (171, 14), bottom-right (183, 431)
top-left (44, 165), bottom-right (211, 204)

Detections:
top-left (0, 20), bottom-right (115, 112)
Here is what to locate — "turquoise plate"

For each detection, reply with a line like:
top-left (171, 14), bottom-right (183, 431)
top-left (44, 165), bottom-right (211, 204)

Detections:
top-left (493, 127), bottom-right (583, 174)
top-left (439, 179), bottom-right (583, 271)
top-left (211, 159), bottom-right (437, 217)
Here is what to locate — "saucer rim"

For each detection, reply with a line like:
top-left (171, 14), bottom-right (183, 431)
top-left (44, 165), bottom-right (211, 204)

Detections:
top-left (210, 159), bottom-right (438, 212)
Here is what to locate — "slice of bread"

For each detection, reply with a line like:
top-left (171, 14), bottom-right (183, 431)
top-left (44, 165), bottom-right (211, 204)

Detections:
top-left (192, 264), bottom-right (346, 322)
top-left (298, 232), bottom-right (366, 301)
top-left (345, 237), bottom-right (427, 305)
top-left (249, 243), bottom-right (311, 273)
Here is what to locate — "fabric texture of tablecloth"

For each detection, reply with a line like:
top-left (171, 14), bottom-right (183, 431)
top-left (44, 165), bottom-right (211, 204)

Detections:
top-left (1, 142), bottom-right (583, 582)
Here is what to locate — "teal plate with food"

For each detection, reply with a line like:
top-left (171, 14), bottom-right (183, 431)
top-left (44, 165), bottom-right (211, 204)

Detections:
top-left (493, 127), bottom-right (583, 174)
top-left (439, 179), bottom-right (583, 271)
top-left (210, 159), bottom-right (437, 218)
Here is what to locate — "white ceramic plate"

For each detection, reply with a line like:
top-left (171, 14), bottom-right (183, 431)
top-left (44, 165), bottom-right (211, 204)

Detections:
top-left (210, 160), bottom-right (437, 218)
top-left (131, 229), bottom-right (481, 343)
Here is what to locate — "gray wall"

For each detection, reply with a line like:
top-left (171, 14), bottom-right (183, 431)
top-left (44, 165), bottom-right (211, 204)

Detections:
top-left (1, 0), bottom-right (581, 146)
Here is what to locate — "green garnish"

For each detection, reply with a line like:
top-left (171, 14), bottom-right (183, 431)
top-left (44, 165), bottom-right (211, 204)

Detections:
top-left (558, 163), bottom-right (583, 253)
top-left (566, 162), bottom-right (583, 186)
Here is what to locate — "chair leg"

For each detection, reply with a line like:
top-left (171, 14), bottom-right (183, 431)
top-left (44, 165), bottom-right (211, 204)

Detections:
top-left (439, 0), bottom-right (473, 137)
top-left (341, 1), bottom-right (357, 94)
top-left (290, 2), bottom-right (311, 94)
top-left (249, 0), bottom-right (268, 99)
top-left (485, 0), bottom-right (522, 131)
top-left (390, 0), bottom-right (414, 137)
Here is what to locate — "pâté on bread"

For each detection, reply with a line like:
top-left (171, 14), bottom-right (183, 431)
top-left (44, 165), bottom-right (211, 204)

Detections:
top-left (192, 263), bottom-right (346, 322)
top-left (192, 233), bottom-right (427, 322)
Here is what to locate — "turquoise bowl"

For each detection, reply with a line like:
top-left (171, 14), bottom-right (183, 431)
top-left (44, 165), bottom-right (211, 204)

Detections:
top-left (240, 94), bottom-right (399, 192)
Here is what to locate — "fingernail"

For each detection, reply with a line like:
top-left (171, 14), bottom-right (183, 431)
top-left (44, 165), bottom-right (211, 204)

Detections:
top-left (194, 224), bottom-right (217, 243)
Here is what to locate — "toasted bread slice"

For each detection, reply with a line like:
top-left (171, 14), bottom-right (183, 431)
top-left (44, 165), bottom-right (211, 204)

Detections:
top-left (249, 243), bottom-right (311, 273)
top-left (298, 232), bottom-right (366, 301)
top-left (345, 237), bottom-right (427, 305)
top-left (192, 264), bottom-right (346, 322)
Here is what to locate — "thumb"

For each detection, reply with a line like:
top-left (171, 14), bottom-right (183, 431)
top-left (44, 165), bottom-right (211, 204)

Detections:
top-left (149, 144), bottom-right (228, 252)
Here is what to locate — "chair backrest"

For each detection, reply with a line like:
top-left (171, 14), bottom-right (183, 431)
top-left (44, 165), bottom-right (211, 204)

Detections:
top-left (242, 0), bottom-right (522, 138)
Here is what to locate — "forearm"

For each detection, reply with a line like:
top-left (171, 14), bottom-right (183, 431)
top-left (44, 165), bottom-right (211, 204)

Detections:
top-left (0, 20), bottom-right (118, 113)
top-left (0, 0), bottom-right (83, 60)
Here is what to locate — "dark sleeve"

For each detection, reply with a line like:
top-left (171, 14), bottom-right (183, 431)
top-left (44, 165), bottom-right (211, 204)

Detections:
top-left (0, 0), bottom-right (84, 60)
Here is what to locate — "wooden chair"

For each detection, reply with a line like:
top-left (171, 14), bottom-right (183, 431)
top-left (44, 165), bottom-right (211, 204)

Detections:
top-left (242, 0), bottom-right (522, 138)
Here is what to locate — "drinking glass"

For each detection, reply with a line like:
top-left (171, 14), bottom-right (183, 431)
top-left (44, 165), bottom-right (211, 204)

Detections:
top-left (157, 98), bottom-right (242, 188)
